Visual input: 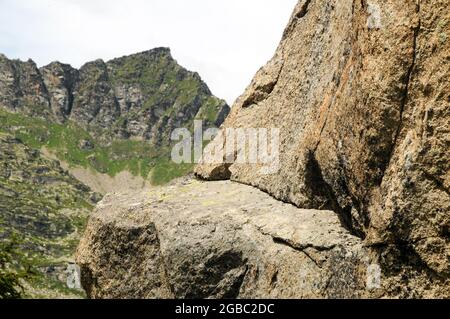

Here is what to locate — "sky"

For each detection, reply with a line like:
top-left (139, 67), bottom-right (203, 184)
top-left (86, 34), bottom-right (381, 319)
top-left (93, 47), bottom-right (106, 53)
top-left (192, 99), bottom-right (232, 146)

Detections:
top-left (0, 0), bottom-right (298, 105)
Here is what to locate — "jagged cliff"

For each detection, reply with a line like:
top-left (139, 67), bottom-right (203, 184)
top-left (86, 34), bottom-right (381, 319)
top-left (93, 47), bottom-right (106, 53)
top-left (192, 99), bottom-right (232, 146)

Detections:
top-left (78, 0), bottom-right (449, 298)
top-left (0, 48), bottom-right (229, 145)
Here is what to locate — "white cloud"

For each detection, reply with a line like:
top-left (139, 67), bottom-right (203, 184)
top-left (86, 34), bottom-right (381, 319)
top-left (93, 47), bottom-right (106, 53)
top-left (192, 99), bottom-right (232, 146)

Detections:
top-left (0, 0), bottom-right (297, 104)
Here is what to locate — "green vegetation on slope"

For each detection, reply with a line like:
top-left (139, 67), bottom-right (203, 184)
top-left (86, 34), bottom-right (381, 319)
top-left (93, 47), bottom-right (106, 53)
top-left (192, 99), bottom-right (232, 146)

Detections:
top-left (0, 109), bottom-right (194, 184)
top-left (0, 133), bottom-right (93, 298)
top-left (150, 158), bottom-right (194, 186)
top-left (0, 233), bottom-right (28, 299)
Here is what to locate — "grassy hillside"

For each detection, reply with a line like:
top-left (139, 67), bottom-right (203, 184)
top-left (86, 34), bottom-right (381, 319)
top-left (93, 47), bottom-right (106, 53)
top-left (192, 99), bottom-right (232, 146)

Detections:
top-left (0, 133), bottom-right (96, 298)
top-left (0, 109), bottom-right (194, 186)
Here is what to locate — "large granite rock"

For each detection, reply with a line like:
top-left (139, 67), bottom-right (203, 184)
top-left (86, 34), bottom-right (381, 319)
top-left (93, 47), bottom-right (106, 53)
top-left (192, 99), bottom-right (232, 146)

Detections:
top-left (195, 0), bottom-right (450, 289)
top-left (77, 179), bottom-right (374, 299)
top-left (0, 133), bottom-right (96, 298)
top-left (0, 54), bottom-right (51, 116)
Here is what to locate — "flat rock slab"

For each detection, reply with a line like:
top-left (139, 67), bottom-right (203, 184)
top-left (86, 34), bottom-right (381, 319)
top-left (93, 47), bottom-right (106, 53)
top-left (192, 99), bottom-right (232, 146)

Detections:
top-left (77, 179), bottom-right (373, 299)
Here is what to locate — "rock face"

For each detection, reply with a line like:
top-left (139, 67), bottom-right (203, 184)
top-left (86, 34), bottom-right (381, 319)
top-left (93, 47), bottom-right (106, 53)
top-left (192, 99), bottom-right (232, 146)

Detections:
top-left (0, 48), bottom-right (230, 146)
top-left (40, 61), bottom-right (79, 122)
top-left (77, 179), bottom-right (372, 299)
top-left (0, 54), bottom-right (50, 116)
top-left (195, 0), bottom-right (450, 296)
top-left (0, 48), bottom-right (230, 192)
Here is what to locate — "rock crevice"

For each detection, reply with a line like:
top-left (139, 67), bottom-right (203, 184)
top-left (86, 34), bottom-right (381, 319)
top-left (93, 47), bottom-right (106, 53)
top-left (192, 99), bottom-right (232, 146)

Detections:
top-left (77, 179), bottom-right (373, 299)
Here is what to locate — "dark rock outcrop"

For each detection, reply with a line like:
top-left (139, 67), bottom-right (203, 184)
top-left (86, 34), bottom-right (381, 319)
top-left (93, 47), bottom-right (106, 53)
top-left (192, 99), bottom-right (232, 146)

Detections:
top-left (0, 48), bottom-right (230, 146)
top-left (40, 61), bottom-right (79, 122)
top-left (70, 59), bottom-right (120, 133)
top-left (0, 54), bottom-right (51, 116)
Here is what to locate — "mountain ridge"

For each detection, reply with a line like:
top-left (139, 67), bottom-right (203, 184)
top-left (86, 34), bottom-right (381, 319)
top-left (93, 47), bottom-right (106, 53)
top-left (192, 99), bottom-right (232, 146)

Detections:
top-left (0, 48), bottom-right (230, 188)
top-left (0, 47), bottom-right (229, 144)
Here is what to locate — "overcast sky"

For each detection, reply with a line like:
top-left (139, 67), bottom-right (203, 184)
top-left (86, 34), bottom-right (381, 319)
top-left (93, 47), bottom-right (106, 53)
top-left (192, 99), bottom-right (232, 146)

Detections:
top-left (0, 0), bottom-right (297, 104)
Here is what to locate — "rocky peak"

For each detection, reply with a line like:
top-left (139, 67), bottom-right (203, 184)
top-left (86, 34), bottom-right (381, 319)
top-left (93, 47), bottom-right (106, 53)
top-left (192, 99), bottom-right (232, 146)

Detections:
top-left (103, 47), bottom-right (228, 144)
top-left (109, 47), bottom-right (172, 63)
top-left (70, 58), bottom-right (120, 130)
top-left (40, 61), bottom-right (79, 122)
top-left (0, 50), bottom-right (230, 145)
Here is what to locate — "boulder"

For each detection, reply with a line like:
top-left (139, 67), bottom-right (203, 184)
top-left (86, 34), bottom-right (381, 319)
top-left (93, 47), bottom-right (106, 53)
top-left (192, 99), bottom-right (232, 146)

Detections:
top-left (77, 179), bottom-right (373, 299)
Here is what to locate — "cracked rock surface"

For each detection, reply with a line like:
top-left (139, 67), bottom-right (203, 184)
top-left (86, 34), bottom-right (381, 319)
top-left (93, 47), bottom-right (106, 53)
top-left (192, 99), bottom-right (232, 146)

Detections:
top-left (195, 0), bottom-right (450, 295)
top-left (76, 179), bottom-right (371, 299)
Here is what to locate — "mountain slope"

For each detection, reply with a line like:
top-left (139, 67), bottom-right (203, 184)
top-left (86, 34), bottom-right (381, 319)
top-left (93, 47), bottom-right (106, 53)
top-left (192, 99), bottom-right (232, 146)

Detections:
top-left (0, 133), bottom-right (97, 298)
top-left (74, 0), bottom-right (450, 298)
top-left (0, 48), bottom-right (230, 189)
